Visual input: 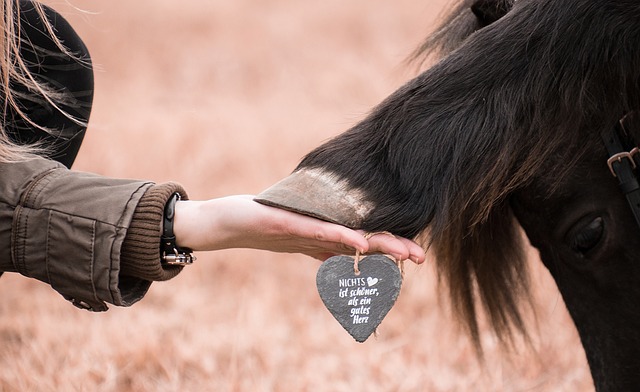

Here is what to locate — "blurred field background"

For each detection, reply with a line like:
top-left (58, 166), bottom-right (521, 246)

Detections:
top-left (0, 1), bottom-right (594, 391)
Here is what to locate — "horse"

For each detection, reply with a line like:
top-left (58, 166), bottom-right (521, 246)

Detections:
top-left (255, 0), bottom-right (640, 390)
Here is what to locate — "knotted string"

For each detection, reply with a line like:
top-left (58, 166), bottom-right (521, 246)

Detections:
top-left (353, 231), bottom-right (405, 276)
top-left (353, 231), bottom-right (405, 341)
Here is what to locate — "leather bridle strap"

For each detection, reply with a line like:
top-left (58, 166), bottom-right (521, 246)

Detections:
top-left (602, 119), bottom-right (640, 227)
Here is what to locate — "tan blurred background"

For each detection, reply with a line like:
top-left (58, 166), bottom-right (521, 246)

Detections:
top-left (0, 1), bottom-right (594, 391)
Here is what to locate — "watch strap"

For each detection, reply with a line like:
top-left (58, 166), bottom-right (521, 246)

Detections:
top-left (161, 192), bottom-right (195, 265)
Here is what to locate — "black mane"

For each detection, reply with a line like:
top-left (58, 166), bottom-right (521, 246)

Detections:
top-left (298, 0), bottom-right (640, 349)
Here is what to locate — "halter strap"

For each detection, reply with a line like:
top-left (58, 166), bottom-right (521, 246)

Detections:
top-left (601, 115), bottom-right (640, 227)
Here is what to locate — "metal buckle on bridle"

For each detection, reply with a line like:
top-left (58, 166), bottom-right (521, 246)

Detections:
top-left (607, 147), bottom-right (639, 177)
top-left (601, 112), bottom-right (640, 228)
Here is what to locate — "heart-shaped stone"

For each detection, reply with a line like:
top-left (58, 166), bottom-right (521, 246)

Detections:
top-left (316, 254), bottom-right (402, 343)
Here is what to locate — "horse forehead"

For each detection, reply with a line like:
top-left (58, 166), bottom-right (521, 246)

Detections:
top-left (513, 156), bottom-right (618, 222)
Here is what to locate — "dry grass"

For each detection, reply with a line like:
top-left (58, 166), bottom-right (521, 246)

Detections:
top-left (0, 1), bottom-right (593, 391)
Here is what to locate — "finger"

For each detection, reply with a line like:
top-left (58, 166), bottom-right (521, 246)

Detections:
top-left (307, 223), bottom-right (369, 255)
top-left (365, 232), bottom-right (411, 261)
top-left (397, 237), bottom-right (426, 264)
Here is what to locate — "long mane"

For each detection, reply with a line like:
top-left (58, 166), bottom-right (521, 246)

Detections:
top-left (414, 0), bottom-right (533, 353)
top-left (300, 0), bottom-right (640, 353)
top-left (406, 0), bottom-right (640, 352)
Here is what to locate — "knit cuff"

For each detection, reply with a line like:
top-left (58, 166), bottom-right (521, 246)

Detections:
top-left (120, 182), bottom-right (188, 281)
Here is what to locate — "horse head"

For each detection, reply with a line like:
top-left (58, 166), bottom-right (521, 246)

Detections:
top-left (256, 1), bottom-right (640, 389)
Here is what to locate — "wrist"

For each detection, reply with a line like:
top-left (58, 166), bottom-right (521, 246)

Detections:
top-left (173, 199), bottom-right (198, 250)
top-left (161, 193), bottom-right (195, 265)
top-left (173, 196), bottom-right (259, 252)
top-left (174, 199), bottom-right (228, 251)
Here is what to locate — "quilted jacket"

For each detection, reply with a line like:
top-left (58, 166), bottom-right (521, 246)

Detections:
top-left (0, 157), bottom-right (187, 311)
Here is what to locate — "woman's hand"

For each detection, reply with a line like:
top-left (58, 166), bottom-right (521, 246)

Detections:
top-left (173, 195), bottom-right (425, 262)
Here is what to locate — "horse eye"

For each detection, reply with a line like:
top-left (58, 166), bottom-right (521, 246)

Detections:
top-left (568, 217), bottom-right (604, 254)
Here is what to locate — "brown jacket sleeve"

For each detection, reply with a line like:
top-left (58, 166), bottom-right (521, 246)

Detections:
top-left (0, 156), bottom-right (187, 311)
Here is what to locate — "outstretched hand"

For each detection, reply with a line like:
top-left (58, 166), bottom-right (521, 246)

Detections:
top-left (173, 195), bottom-right (425, 262)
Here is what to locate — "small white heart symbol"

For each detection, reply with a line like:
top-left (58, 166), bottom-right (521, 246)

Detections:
top-left (367, 277), bottom-right (379, 287)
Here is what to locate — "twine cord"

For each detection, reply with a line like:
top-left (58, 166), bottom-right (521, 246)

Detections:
top-left (354, 248), bottom-right (363, 275)
top-left (353, 231), bottom-right (405, 340)
top-left (353, 231), bottom-right (405, 276)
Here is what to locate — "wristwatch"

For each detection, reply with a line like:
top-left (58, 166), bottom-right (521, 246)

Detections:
top-left (161, 192), bottom-right (196, 265)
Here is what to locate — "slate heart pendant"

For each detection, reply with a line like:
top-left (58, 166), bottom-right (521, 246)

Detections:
top-left (316, 254), bottom-right (402, 343)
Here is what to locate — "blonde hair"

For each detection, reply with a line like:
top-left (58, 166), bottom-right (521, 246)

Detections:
top-left (0, 0), bottom-right (83, 163)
